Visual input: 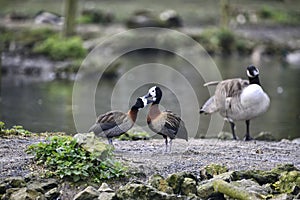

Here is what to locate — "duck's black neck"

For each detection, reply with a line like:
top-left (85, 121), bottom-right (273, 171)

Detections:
top-left (248, 76), bottom-right (261, 85)
top-left (152, 96), bottom-right (161, 105)
top-left (130, 106), bottom-right (140, 111)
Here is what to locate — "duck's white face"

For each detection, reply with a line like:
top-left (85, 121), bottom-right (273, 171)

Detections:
top-left (140, 96), bottom-right (149, 107)
top-left (148, 86), bottom-right (157, 101)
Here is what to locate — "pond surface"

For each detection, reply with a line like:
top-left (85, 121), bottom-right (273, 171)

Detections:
top-left (1, 54), bottom-right (300, 140)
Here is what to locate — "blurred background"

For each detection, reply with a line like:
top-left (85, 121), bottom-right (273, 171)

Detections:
top-left (0, 0), bottom-right (300, 139)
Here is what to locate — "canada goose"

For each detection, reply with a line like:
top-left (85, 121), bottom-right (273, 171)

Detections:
top-left (143, 86), bottom-right (188, 152)
top-left (88, 97), bottom-right (149, 145)
top-left (200, 65), bottom-right (270, 140)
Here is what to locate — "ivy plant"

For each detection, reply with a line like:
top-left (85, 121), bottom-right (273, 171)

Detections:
top-left (27, 136), bottom-right (127, 182)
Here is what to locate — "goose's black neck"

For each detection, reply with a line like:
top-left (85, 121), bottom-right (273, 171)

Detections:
top-left (248, 76), bottom-right (261, 86)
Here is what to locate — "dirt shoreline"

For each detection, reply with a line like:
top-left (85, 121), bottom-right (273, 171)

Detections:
top-left (1, 137), bottom-right (299, 181)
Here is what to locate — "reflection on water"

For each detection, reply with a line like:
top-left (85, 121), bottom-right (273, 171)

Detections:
top-left (1, 54), bottom-right (300, 139)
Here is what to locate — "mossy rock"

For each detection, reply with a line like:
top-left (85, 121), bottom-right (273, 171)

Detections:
top-left (200, 164), bottom-right (228, 180)
top-left (166, 172), bottom-right (197, 194)
top-left (148, 174), bottom-right (173, 194)
top-left (273, 170), bottom-right (300, 194)
top-left (73, 132), bottom-right (111, 159)
top-left (230, 164), bottom-right (299, 185)
top-left (181, 177), bottom-right (197, 196)
top-left (116, 182), bottom-right (183, 200)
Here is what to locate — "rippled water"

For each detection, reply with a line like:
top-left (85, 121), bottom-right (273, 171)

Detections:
top-left (1, 54), bottom-right (300, 139)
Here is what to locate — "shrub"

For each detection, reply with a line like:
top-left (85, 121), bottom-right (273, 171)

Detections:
top-left (258, 6), bottom-right (300, 25)
top-left (0, 121), bottom-right (32, 136)
top-left (194, 28), bottom-right (235, 55)
top-left (27, 136), bottom-right (127, 182)
top-left (34, 35), bottom-right (87, 60)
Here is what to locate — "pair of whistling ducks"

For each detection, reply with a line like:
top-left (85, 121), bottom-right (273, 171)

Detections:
top-left (88, 86), bottom-right (188, 152)
top-left (89, 65), bottom-right (270, 149)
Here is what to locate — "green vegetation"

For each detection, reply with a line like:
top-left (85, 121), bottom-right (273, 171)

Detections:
top-left (0, 121), bottom-right (32, 136)
top-left (193, 28), bottom-right (238, 55)
top-left (33, 35), bottom-right (87, 60)
top-left (258, 6), bottom-right (300, 25)
top-left (273, 171), bottom-right (300, 194)
top-left (200, 163), bottom-right (228, 179)
top-left (0, 27), bottom-right (56, 50)
top-left (77, 9), bottom-right (113, 24)
top-left (27, 135), bottom-right (127, 182)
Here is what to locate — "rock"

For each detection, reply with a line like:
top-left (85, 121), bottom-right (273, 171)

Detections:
top-left (0, 183), bottom-right (7, 194)
top-left (126, 9), bottom-right (182, 29)
top-left (200, 164), bottom-right (228, 180)
top-left (181, 178), bottom-right (197, 196)
top-left (292, 138), bottom-right (300, 144)
top-left (98, 183), bottom-right (114, 193)
top-left (73, 132), bottom-right (111, 159)
top-left (98, 192), bottom-right (115, 200)
top-left (166, 172), bottom-right (197, 194)
top-left (97, 183), bottom-right (115, 200)
top-left (34, 11), bottom-right (64, 25)
top-left (159, 9), bottom-right (182, 27)
top-left (39, 179), bottom-right (58, 191)
top-left (212, 179), bottom-right (259, 200)
top-left (3, 177), bottom-right (26, 188)
top-left (217, 132), bottom-right (234, 140)
top-left (81, 9), bottom-right (114, 24)
top-left (73, 186), bottom-right (100, 200)
top-left (271, 193), bottom-right (294, 200)
top-left (9, 187), bottom-right (45, 200)
top-left (230, 164), bottom-right (298, 185)
top-left (230, 179), bottom-right (271, 198)
top-left (116, 182), bottom-right (183, 200)
top-left (273, 170), bottom-right (300, 194)
top-left (254, 132), bottom-right (276, 141)
top-left (148, 174), bottom-right (173, 194)
top-left (45, 187), bottom-right (60, 200)
top-left (197, 172), bottom-right (232, 199)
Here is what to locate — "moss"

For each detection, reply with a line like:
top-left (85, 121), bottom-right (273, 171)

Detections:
top-left (230, 164), bottom-right (299, 185)
top-left (273, 171), bottom-right (300, 194)
top-left (148, 174), bottom-right (173, 194)
top-left (200, 164), bottom-right (228, 180)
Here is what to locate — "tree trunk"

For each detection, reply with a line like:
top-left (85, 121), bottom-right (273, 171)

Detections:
top-left (62, 0), bottom-right (78, 37)
top-left (220, 0), bottom-right (230, 29)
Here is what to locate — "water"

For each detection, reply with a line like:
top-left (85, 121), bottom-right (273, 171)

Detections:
top-left (1, 54), bottom-right (300, 140)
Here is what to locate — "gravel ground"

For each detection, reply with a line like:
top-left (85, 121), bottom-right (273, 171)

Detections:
top-left (113, 138), bottom-right (300, 177)
top-left (0, 137), bottom-right (300, 181)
